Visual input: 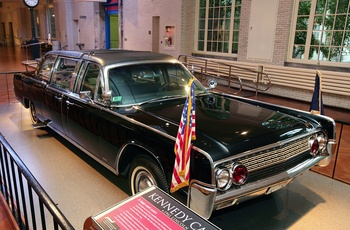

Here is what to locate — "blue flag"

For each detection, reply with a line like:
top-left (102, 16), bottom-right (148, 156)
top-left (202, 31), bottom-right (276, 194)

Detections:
top-left (310, 72), bottom-right (324, 115)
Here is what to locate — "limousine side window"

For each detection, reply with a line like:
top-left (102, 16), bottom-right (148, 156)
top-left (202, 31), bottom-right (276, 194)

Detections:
top-left (51, 57), bottom-right (79, 90)
top-left (79, 63), bottom-right (102, 100)
top-left (37, 55), bottom-right (56, 82)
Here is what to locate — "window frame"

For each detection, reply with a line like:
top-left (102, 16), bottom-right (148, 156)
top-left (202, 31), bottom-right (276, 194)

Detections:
top-left (289, 0), bottom-right (350, 66)
top-left (194, 0), bottom-right (241, 57)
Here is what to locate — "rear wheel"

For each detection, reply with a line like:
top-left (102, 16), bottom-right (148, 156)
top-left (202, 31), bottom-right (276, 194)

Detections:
top-left (129, 155), bottom-right (169, 195)
top-left (29, 101), bottom-right (39, 124)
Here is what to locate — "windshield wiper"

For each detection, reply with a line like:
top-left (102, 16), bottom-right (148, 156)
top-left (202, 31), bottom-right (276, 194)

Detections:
top-left (138, 95), bottom-right (186, 105)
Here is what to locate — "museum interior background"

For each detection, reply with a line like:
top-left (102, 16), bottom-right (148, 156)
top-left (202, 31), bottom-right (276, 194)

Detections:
top-left (0, 0), bottom-right (350, 229)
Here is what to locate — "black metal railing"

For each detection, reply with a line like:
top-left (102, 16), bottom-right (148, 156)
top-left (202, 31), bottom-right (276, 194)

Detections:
top-left (0, 133), bottom-right (74, 230)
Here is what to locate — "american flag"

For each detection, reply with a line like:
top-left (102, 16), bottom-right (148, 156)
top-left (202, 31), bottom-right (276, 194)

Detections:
top-left (170, 79), bottom-right (196, 193)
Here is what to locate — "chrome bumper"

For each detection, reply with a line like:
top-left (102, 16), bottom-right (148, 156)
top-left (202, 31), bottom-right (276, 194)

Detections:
top-left (188, 154), bottom-right (329, 219)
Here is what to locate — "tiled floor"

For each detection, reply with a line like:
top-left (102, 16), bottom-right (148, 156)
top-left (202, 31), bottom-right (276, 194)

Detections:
top-left (1, 46), bottom-right (350, 229)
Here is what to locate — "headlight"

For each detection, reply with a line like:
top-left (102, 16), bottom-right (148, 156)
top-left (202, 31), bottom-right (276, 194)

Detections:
top-left (317, 133), bottom-right (327, 152)
top-left (216, 168), bottom-right (231, 190)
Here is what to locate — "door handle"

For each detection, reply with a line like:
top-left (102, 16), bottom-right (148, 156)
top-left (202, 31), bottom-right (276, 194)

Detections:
top-left (54, 96), bottom-right (62, 101)
top-left (66, 101), bottom-right (75, 105)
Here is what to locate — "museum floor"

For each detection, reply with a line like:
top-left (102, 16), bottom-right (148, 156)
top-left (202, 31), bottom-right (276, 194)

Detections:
top-left (1, 46), bottom-right (350, 229)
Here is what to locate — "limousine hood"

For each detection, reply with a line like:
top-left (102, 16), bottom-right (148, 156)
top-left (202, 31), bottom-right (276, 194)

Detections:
top-left (135, 94), bottom-right (312, 161)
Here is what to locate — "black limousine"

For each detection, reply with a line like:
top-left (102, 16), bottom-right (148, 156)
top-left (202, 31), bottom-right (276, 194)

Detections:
top-left (14, 50), bottom-right (336, 218)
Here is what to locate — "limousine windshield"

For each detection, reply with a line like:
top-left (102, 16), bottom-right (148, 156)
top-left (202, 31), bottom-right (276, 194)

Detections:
top-left (106, 63), bottom-right (207, 105)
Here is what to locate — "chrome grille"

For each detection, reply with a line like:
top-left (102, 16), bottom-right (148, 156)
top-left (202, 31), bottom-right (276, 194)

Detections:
top-left (236, 137), bottom-right (310, 172)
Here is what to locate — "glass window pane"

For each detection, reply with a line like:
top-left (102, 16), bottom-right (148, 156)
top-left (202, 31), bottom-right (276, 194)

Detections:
top-left (198, 41), bottom-right (204, 51)
top-left (235, 6), bottom-right (241, 17)
top-left (326, 0), bottom-right (337, 14)
top-left (309, 46), bottom-right (320, 60)
top-left (200, 0), bottom-right (206, 7)
top-left (234, 20), bottom-right (240, 30)
top-left (315, 0), bottom-right (325, 14)
top-left (218, 42), bottom-right (223, 52)
top-left (294, 31), bottom-right (307, 45)
top-left (199, 8), bottom-right (206, 18)
top-left (232, 43), bottom-right (238, 54)
top-left (223, 42), bottom-right (229, 53)
top-left (199, 19), bottom-right (206, 30)
top-left (226, 7), bottom-right (232, 17)
top-left (345, 31), bottom-right (350, 46)
top-left (341, 47), bottom-right (350, 62)
top-left (224, 19), bottom-right (230, 30)
top-left (208, 19), bottom-right (213, 29)
top-left (209, 8), bottom-right (213, 18)
top-left (223, 31), bottom-right (229, 41)
top-left (214, 7), bottom-right (219, 18)
top-left (298, 0), bottom-right (311, 15)
top-left (198, 30), bottom-right (205, 40)
top-left (220, 7), bottom-right (226, 18)
top-left (296, 16), bottom-right (309, 30)
top-left (207, 41), bottom-right (212, 51)
top-left (319, 46), bottom-right (329, 60)
top-left (313, 16), bottom-right (323, 30)
top-left (332, 31), bottom-right (344, 46)
top-left (334, 15), bottom-right (346, 30)
top-left (329, 47), bottom-right (341, 61)
top-left (337, 0), bottom-right (349, 14)
top-left (324, 15), bottom-right (335, 30)
top-left (207, 31), bottom-right (213, 40)
top-left (311, 31), bottom-right (322, 45)
top-left (293, 45), bottom-right (305, 58)
top-left (322, 31), bottom-right (332, 45)
top-left (233, 31), bottom-right (239, 42)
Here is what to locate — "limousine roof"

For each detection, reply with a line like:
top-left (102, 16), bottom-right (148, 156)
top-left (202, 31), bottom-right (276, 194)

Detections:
top-left (45, 49), bottom-right (178, 67)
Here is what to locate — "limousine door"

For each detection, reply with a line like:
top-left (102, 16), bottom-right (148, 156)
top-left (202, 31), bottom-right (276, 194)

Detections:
top-left (65, 97), bottom-right (101, 158)
top-left (65, 62), bottom-right (101, 158)
top-left (43, 57), bottom-right (80, 135)
top-left (43, 87), bottom-right (66, 134)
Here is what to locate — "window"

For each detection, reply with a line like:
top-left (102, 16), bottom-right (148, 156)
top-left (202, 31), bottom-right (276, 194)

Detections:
top-left (37, 55), bottom-right (56, 82)
top-left (196, 0), bottom-right (241, 55)
top-left (291, 0), bottom-right (350, 63)
top-left (34, 10), bottom-right (40, 38)
top-left (107, 63), bottom-right (206, 105)
top-left (47, 0), bottom-right (56, 39)
top-left (51, 58), bottom-right (79, 90)
top-left (81, 63), bottom-right (101, 99)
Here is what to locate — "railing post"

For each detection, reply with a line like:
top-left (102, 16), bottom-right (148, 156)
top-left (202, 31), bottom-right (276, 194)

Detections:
top-left (256, 65), bottom-right (264, 98)
top-left (228, 66), bottom-right (232, 93)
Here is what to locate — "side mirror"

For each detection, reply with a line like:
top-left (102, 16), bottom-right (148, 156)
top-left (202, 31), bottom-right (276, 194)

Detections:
top-left (207, 79), bottom-right (217, 89)
top-left (79, 91), bottom-right (92, 100)
top-left (102, 90), bottom-right (112, 101)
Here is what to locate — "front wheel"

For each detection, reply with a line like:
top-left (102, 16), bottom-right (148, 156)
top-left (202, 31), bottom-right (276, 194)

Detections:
top-left (29, 101), bottom-right (39, 124)
top-left (129, 155), bottom-right (169, 195)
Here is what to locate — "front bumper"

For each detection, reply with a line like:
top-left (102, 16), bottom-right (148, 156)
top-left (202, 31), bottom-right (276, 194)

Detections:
top-left (188, 154), bottom-right (329, 219)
